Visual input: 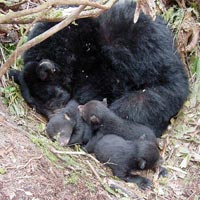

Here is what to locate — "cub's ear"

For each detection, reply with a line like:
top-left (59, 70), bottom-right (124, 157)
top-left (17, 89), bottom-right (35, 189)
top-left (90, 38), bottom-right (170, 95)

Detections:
top-left (138, 158), bottom-right (146, 170)
top-left (90, 115), bottom-right (100, 124)
top-left (102, 98), bottom-right (108, 107)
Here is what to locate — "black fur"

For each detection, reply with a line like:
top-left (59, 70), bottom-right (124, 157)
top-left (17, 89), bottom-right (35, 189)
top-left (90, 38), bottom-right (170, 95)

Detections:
top-left (78, 100), bottom-right (167, 189)
top-left (90, 134), bottom-right (160, 190)
top-left (46, 100), bottom-right (92, 146)
top-left (9, 1), bottom-right (189, 137)
top-left (78, 100), bottom-right (157, 152)
top-left (9, 60), bottom-right (70, 117)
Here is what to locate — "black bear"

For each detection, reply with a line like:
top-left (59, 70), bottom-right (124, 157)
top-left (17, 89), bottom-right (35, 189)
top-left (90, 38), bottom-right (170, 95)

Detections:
top-left (77, 100), bottom-right (167, 189)
top-left (10, 59), bottom-right (70, 117)
top-left (46, 99), bottom-right (92, 146)
top-left (86, 134), bottom-right (161, 190)
top-left (10, 1), bottom-right (189, 137)
top-left (78, 99), bottom-right (157, 151)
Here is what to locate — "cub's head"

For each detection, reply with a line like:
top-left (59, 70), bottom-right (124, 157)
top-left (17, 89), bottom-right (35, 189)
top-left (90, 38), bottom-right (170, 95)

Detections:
top-left (46, 112), bottom-right (75, 146)
top-left (78, 99), bottom-right (108, 129)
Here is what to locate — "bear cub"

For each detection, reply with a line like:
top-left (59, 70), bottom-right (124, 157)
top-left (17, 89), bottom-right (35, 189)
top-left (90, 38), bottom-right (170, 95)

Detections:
top-left (78, 100), bottom-right (166, 189)
top-left (78, 99), bottom-right (157, 152)
top-left (93, 134), bottom-right (161, 190)
top-left (46, 99), bottom-right (92, 146)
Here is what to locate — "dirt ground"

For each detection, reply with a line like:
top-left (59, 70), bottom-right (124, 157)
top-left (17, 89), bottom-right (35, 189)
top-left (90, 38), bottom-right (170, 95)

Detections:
top-left (0, 77), bottom-right (199, 200)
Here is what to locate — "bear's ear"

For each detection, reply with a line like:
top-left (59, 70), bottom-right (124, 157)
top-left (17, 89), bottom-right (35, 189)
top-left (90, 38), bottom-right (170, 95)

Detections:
top-left (102, 98), bottom-right (108, 107)
top-left (90, 115), bottom-right (100, 125)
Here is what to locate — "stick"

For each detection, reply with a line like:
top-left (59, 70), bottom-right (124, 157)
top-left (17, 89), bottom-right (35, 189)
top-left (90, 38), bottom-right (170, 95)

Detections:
top-left (0, 0), bottom-right (108, 24)
top-left (51, 149), bottom-right (100, 163)
top-left (0, 5), bottom-right (85, 78)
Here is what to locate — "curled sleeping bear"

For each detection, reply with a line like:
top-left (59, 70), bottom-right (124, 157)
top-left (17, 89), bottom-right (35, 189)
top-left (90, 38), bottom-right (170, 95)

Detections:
top-left (10, 1), bottom-right (188, 141)
top-left (78, 100), bottom-right (167, 190)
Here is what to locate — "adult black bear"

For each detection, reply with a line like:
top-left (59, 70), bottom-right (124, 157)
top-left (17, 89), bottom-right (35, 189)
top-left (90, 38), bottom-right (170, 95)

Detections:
top-left (10, 1), bottom-right (189, 137)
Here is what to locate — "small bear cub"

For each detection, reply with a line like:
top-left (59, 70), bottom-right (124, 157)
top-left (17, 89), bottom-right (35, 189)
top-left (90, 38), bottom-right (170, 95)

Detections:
top-left (78, 99), bottom-right (157, 146)
top-left (46, 99), bottom-right (92, 146)
top-left (78, 100), bottom-right (165, 190)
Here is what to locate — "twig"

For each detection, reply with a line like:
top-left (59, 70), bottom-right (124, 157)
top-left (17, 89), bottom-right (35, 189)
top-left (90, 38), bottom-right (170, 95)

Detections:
top-left (52, 150), bottom-right (89, 155)
top-left (5, 155), bottom-right (43, 170)
top-left (134, 0), bottom-right (156, 23)
top-left (86, 160), bottom-right (104, 185)
top-left (13, 7), bottom-right (51, 67)
top-left (186, 27), bottom-right (200, 52)
top-left (0, 0), bottom-right (108, 24)
top-left (86, 160), bottom-right (115, 199)
top-left (2, 7), bottom-right (108, 24)
top-left (0, 0), bottom-right (118, 77)
top-left (107, 179), bottom-right (143, 199)
top-left (165, 165), bottom-right (187, 174)
top-left (51, 149), bottom-right (100, 163)
top-left (29, 111), bottom-right (47, 123)
top-left (0, 0), bottom-right (118, 24)
top-left (0, 5), bottom-right (86, 78)
top-left (0, 46), bottom-right (7, 87)
top-left (50, 151), bottom-right (81, 171)
top-left (18, 155), bottom-right (43, 169)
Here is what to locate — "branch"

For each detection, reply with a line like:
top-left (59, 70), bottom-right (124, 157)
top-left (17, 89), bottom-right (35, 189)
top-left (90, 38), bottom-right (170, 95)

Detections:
top-left (107, 179), bottom-right (143, 199)
top-left (186, 26), bottom-right (200, 52)
top-left (50, 148), bottom-right (100, 163)
top-left (0, 0), bottom-right (118, 77)
top-left (134, 0), bottom-right (156, 23)
top-left (1, 7), bottom-right (108, 24)
top-left (0, 0), bottom-right (109, 24)
top-left (0, 5), bottom-right (86, 78)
